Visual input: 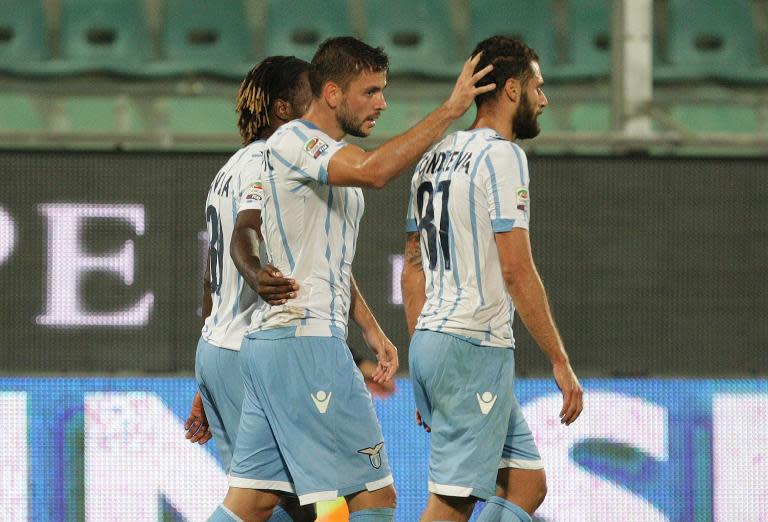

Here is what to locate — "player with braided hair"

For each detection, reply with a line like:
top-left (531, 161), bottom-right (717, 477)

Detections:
top-left (185, 55), bottom-right (315, 522)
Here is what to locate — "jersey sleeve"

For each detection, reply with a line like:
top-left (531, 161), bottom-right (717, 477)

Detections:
top-left (405, 172), bottom-right (419, 232)
top-left (238, 155), bottom-right (266, 213)
top-left (482, 142), bottom-right (531, 232)
top-left (271, 126), bottom-right (346, 185)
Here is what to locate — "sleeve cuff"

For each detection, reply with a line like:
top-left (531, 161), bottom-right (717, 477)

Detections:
top-left (405, 219), bottom-right (418, 232)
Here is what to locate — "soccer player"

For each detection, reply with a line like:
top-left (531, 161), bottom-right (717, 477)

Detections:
top-left (401, 36), bottom-right (584, 522)
top-left (189, 55), bottom-right (316, 522)
top-left (211, 37), bottom-right (495, 522)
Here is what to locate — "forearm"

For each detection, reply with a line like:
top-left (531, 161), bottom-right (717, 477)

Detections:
top-left (350, 275), bottom-right (383, 338)
top-left (201, 276), bottom-right (212, 326)
top-left (230, 226), bottom-right (262, 292)
top-left (402, 264), bottom-right (426, 337)
top-left (363, 105), bottom-right (459, 188)
top-left (505, 268), bottom-right (569, 366)
top-left (401, 231), bottom-right (426, 337)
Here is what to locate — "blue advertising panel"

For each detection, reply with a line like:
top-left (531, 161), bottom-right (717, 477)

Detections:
top-left (1, 377), bottom-right (766, 521)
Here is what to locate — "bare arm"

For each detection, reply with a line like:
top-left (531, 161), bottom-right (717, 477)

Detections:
top-left (231, 209), bottom-right (298, 305)
top-left (202, 252), bottom-right (212, 326)
top-left (326, 55), bottom-right (495, 189)
top-left (401, 232), bottom-right (426, 337)
top-left (350, 275), bottom-right (399, 382)
top-left (497, 228), bottom-right (583, 425)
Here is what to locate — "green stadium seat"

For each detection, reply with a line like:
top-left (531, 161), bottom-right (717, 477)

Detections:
top-left (0, 94), bottom-right (45, 131)
top-left (374, 99), bottom-right (438, 136)
top-left (670, 105), bottom-right (759, 134)
top-left (365, 0), bottom-right (460, 78)
top-left (568, 102), bottom-right (611, 132)
top-left (657, 0), bottom-right (766, 82)
top-left (164, 97), bottom-right (237, 135)
top-left (564, 0), bottom-right (611, 79)
top-left (157, 0), bottom-right (253, 78)
top-left (468, 0), bottom-right (559, 76)
top-left (263, 0), bottom-right (353, 61)
top-left (0, 0), bottom-right (49, 75)
top-left (61, 97), bottom-right (144, 133)
top-left (56, 0), bottom-right (152, 75)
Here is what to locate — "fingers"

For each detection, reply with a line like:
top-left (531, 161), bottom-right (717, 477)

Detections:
top-left (257, 265), bottom-right (299, 305)
top-left (467, 50), bottom-right (484, 68)
top-left (198, 429), bottom-right (213, 445)
top-left (472, 63), bottom-right (494, 82)
top-left (415, 410), bottom-right (431, 432)
top-left (475, 82), bottom-right (497, 95)
top-left (560, 386), bottom-right (584, 426)
top-left (184, 417), bottom-right (210, 443)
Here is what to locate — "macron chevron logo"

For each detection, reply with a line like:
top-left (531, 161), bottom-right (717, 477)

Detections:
top-left (311, 390), bottom-right (332, 413)
top-left (476, 392), bottom-right (497, 415)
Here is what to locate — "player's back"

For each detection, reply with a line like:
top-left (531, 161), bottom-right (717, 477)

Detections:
top-left (251, 119), bottom-right (363, 337)
top-left (202, 141), bottom-right (266, 350)
top-left (406, 128), bottom-right (531, 348)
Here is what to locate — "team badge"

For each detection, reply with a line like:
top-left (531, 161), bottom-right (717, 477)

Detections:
top-left (358, 442), bottom-right (385, 469)
top-left (304, 137), bottom-right (328, 159)
top-left (516, 187), bottom-right (529, 211)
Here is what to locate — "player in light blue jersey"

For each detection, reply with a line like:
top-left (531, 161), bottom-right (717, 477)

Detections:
top-left (184, 56), bottom-right (316, 522)
top-left (402, 36), bottom-right (584, 522)
top-left (212, 37), bottom-right (495, 522)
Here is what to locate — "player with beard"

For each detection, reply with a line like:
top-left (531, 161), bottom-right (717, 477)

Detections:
top-left (401, 36), bottom-right (583, 522)
top-left (208, 36), bottom-right (494, 522)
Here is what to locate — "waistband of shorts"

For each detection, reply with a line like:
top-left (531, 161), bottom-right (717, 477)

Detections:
top-left (416, 328), bottom-right (515, 349)
top-left (246, 324), bottom-right (346, 340)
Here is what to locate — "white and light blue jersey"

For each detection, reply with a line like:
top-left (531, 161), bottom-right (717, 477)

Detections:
top-left (249, 119), bottom-right (363, 337)
top-left (201, 140), bottom-right (267, 350)
top-left (406, 128), bottom-right (531, 348)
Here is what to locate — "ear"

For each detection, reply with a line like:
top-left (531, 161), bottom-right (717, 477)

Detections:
top-left (274, 99), bottom-right (291, 121)
top-left (504, 77), bottom-right (520, 103)
top-left (322, 81), bottom-right (341, 109)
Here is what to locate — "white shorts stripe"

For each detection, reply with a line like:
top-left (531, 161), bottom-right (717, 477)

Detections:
top-left (298, 489), bottom-right (339, 505)
top-left (365, 474), bottom-right (394, 492)
top-left (221, 505), bottom-right (245, 522)
top-left (428, 481), bottom-right (474, 497)
top-left (228, 476), bottom-right (295, 493)
top-left (498, 458), bottom-right (544, 470)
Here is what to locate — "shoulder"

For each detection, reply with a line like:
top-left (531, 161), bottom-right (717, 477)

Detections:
top-left (269, 121), bottom-right (340, 161)
top-left (485, 139), bottom-right (527, 166)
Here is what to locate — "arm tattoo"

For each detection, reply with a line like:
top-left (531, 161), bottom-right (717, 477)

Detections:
top-left (404, 232), bottom-right (423, 269)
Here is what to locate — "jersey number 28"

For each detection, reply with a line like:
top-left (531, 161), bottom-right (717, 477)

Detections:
top-left (206, 205), bottom-right (224, 294)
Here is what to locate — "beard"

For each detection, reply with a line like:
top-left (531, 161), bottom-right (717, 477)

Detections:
top-left (336, 99), bottom-right (369, 138)
top-left (513, 92), bottom-right (541, 140)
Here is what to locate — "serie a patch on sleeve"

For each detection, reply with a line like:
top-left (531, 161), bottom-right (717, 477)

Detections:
top-left (244, 181), bottom-right (264, 202)
top-left (516, 187), bottom-right (529, 211)
top-left (304, 137), bottom-right (329, 159)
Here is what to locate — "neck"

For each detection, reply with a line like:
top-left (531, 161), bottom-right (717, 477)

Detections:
top-left (470, 104), bottom-right (516, 141)
top-left (260, 126), bottom-right (279, 141)
top-left (302, 99), bottom-right (345, 141)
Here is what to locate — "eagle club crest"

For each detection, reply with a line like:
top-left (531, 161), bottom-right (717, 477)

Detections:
top-left (358, 442), bottom-right (385, 469)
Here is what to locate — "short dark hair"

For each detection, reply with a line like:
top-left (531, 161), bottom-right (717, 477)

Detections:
top-left (471, 36), bottom-right (540, 108)
top-left (309, 37), bottom-right (389, 97)
top-left (236, 55), bottom-right (310, 144)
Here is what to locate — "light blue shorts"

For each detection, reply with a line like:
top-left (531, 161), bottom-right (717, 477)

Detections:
top-left (409, 330), bottom-right (543, 501)
top-left (194, 337), bottom-right (244, 473)
top-left (229, 327), bottom-right (393, 505)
